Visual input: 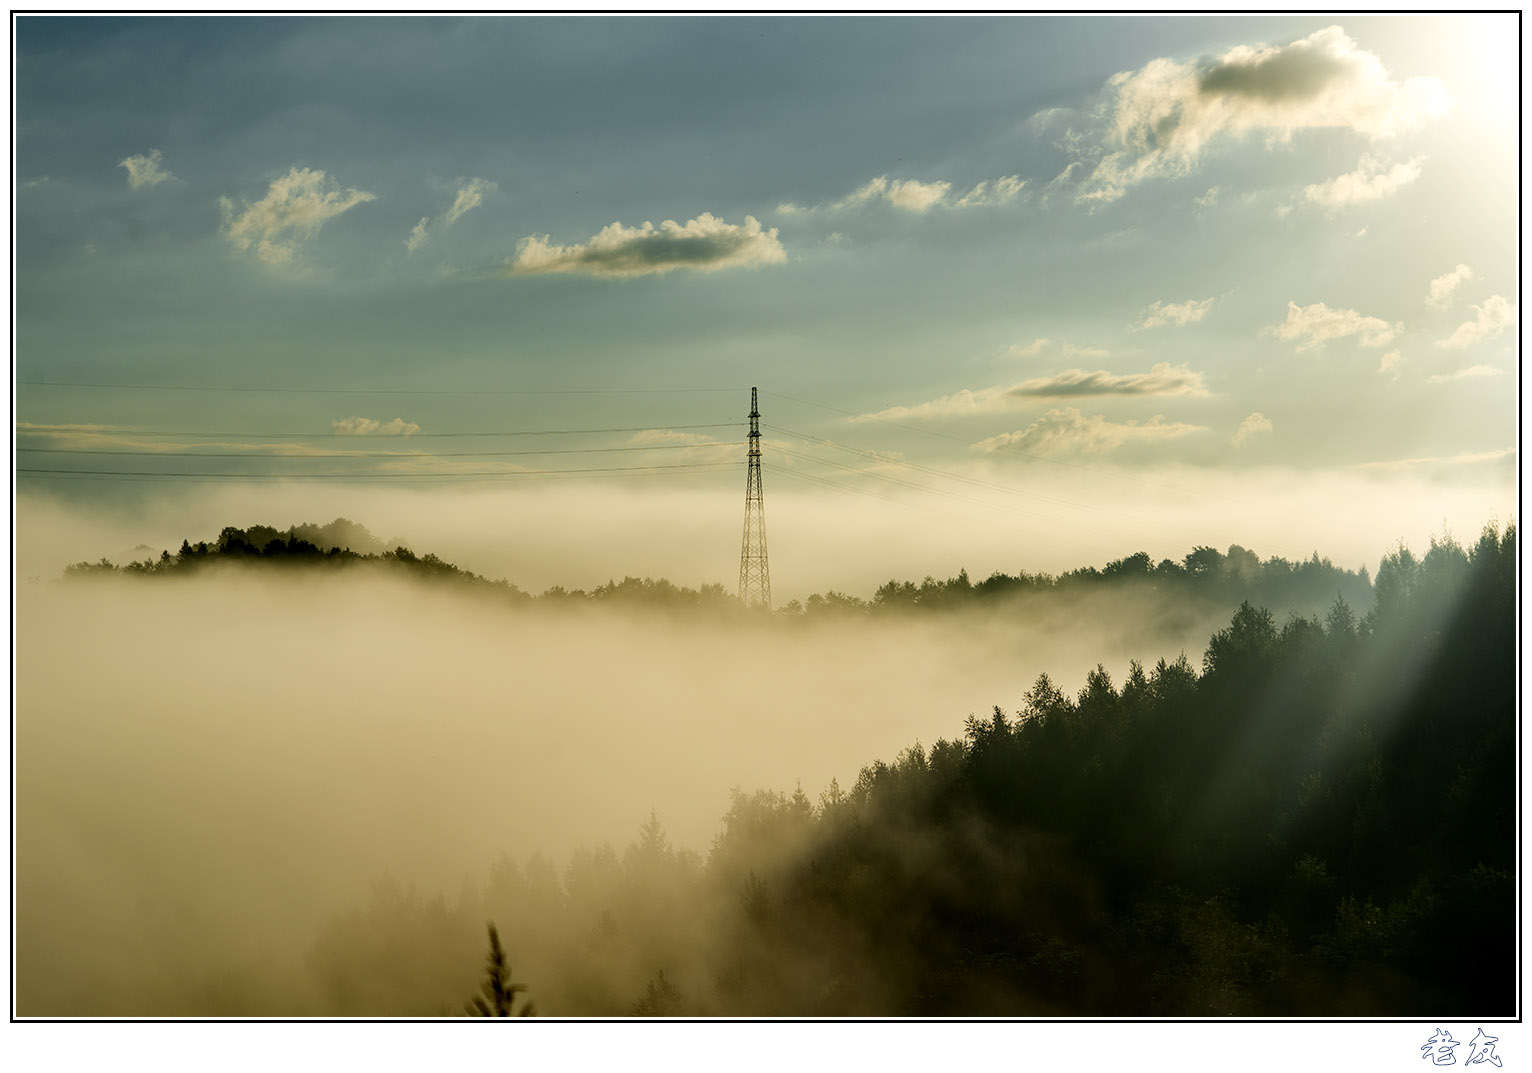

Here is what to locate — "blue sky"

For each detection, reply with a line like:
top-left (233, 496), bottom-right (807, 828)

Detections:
top-left (14, 15), bottom-right (1519, 593)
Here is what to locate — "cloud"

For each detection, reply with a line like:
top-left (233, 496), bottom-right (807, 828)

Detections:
top-left (1377, 350), bottom-right (1403, 378)
top-left (1436, 295), bottom-right (1514, 349)
top-left (1425, 364), bottom-right (1502, 384)
top-left (1009, 338), bottom-right (1051, 358)
top-left (786, 174), bottom-right (1023, 215)
top-left (1231, 411), bottom-right (1274, 447)
top-left (954, 175), bottom-right (1026, 207)
top-left (1194, 186), bottom-right (1220, 209)
top-left (120, 149), bottom-right (176, 190)
top-left (332, 416), bottom-right (421, 436)
top-left (1133, 297), bottom-right (1215, 330)
top-left (1009, 362), bottom-right (1209, 398)
top-left (1304, 153), bottom-right (1423, 209)
top-left (1356, 446), bottom-right (1515, 471)
top-left (405, 178), bottom-right (497, 253)
top-left (1079, 26), bottom-right (1448, 202)
top-left (220, 167), bottom-right (376, 267)
top-left (849, 385), bottom-right (1015, 423)
top-left (1272, 300), bottom-right (1401, 350)
top-left (1059, 342), bottom-right (1111, 360)
top-left (507, 213), bottom-right (786, 279)
top-left (441, 177), bottom-right (496, 228)
top-left (405, 217), bottom-right (430, 254)
top-left (974, 408), bottom-right (1205, 456)
top-left (1427, 264), bottom-right (1476, 308)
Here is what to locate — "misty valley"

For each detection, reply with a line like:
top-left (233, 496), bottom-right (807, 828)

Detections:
top-left (14, 516), bottom-right (1514, 1017)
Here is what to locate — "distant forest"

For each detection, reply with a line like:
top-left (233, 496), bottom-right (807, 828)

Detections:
top-left (67, 516), bottom-right (1375, 622)
top-left (86, 518), bottom-right (1514, 1016)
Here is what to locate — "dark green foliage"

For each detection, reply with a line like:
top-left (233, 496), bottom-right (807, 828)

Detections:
top-left (371, 521), bottom-right (1512, 1017)
top-left (466, 923), bottom-right (534, 1017)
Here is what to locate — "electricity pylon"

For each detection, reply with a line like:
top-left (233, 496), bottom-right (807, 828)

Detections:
top-left (738, 386), bottom-right (771, 609)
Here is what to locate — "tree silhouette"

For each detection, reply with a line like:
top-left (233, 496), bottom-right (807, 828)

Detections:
top-left (466, 923), bottom-right (535, 1017)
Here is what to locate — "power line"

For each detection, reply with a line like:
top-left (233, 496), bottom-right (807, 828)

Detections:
top-left (18, 442), bottom-right (737, 460)
top-left (17, 380), bottom-right (745, 396)
top-left (16, 421), bottom-right (742, 439)
top-left (17, 461), bottom-right (739, 482)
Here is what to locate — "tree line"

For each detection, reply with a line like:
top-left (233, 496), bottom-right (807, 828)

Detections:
top-left (293, 522), bottom-right (1513, 1016)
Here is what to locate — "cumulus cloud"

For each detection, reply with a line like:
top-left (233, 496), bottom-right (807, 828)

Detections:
top-left (1272, 300), bottom-right (1401, 350)
top-left (220, 167), bottom-right (376, 267)
top-left (1079, 26), bottom-right (1448, 202)
top-left (1304, 153), bottom-right (1423, 209)
top-left (1009, 362), bottom-right (1209, 398)
top-left (974, 408), bottom-right (1205, 456)
top-left (1133, 297), bottom-right (1215, 330)
top-left (506, 213), bottom-right (786, 279)
top-left (1427, 264), bottom-right (1476, 308)
top-left (332, 416), bottom-right (421, 436)
top-left (1425, 364), bottom-right (1502, 384)
top-left (1378, 350), bottom-right (1403, 378)
top-left (1231, 411), bottom-right (1274, 447)
top-left (120, 149), bottom-right (176, 190)
top-left (1436, 295), bottom-right (1514, 349)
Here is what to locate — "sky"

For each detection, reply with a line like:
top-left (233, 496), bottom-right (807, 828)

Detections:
top-left (13, 14), bottom-right (1521, 597)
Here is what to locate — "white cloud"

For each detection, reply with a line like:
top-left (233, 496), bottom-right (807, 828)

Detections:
top-left (1377, 350), bottom-right (1403, 378)
top-left (507, 213), bottom-right (786, 279)
top-left (1231, 412), bottom-right (1274, 447)
top-left (1426, 264), bottom-right (1476, 307)
top-left (1436, 295), bottom-right (1515, 349)
top-left (974, 408), bottom-right (1205, 456)
top-left (840, 176), bottom-right (953, 213)
top-left (1356, 446), bottom-right (1515, 471)
top-left (120, 149), bottom-right (176, 190)
top-left (220, 167), bottom-right (376, 267)
top-left (954, 175), bottom-right (1025, 207)
top-left (441, 177), bottom-right (496, 227)
top-left (333, 416), bottom-right (421, 436)
top-left (405, 217), bottom-right (430, 254)
top-left (1009, 338), bottom-right (1051, 358)
top-left (1425, 364), bottom-right (1502, 384)
top-left (1009, 362), bottom-right (1209, 398)
top-left (1079, 26), bottom-right (1448, 202)
top-left (405, 178), bottom-right (497, 253)
top-left (1133, 297), bottom-right (1215, 330)
top-left (1304, 153), bottom-right (1423, 209)
top-left (1272, 301), bottom-right (1401, 350)
top-left (1195, 186), bottom-right (1220, 209)
top-left (849, 385), bottom-right (1015, 423)
top-left (1059, 342), bottom-right (1111, 360)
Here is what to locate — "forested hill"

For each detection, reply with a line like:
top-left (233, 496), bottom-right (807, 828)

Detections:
top-left (64, 517), bottom-right (1373, 620)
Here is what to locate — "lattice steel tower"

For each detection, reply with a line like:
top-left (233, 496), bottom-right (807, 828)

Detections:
top-left (737, 386), bottom-right (772, 609)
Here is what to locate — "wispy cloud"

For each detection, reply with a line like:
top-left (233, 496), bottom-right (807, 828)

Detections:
top-left (333, 416), bottom-right (421, 436)
top-left (1132, 297), bottom-right (1215, 330)
top-left (1231, 411), bottom-right (1273, 447)
top-left (849, 385), bottom-right (1015, 423)
top-left (1436, 295), bottom-right (1515, 349)
top-left (1377, 350), bottom-right (1403, 378)
top-left (1304, 153), bottom-right (1423, 209)
top-left (974, 408), bottom-right (1205, 456)
top-left (1010, 362), bottom-right (1209, 398)
top-left (405, 177), bottom-right (497, 253)
top-left (1424, 364), bottom-right (1502, 384)
top-left (120, 148), bottom-right (176, 190)
top-left (507, 213), bottom-right (786, 278)
top-left (220, 167), bottom-right (376, 267)
top-left (1009, 338), bottom-right (1051, 358)
top-left (1272, 300), bottom-right (1401, 351)
top-left (780, 174), bottom-right (1023, 215)
top-left (1077, 26), bottom-right (1448, 202)
top-left (1426, 264), bottom-right (1476, 308)
top-left (1356, 446), bottom-right (1515, 471)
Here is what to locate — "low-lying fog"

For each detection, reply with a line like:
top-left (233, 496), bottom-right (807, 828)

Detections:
top-left (19, 564), bottom-right (1226, 1016)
